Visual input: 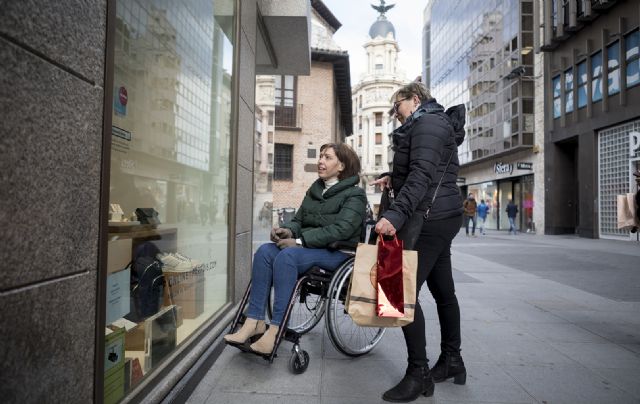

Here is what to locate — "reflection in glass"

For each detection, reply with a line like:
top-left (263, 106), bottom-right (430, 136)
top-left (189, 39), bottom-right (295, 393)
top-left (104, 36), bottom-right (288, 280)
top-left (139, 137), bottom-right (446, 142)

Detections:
top-left (607, 42), bottom-right (620, 95)
top-left (626, 31), bottom-right (640, 88)
top-left (577, 61), bottom-right (587, 109)
top-left (592, 51), bottom-right (603, 102)
top-left (552, 75), bottom-right (561, 118)
top-left (106, 0), bottom-right (235, 396)
top-left (564, 68), bottom-right (573, 113)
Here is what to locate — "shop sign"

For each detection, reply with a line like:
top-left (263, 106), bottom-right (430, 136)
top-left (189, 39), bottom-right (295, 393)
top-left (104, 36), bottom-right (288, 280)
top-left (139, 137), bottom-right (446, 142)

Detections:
top-left (517, 162), bottom-right (533, 170)
top-left (112, 126), bottom-right (131, 141)
top-left (494, 162), bottom-right (513, 175)
top-left (630, 131), bottom-right (640, 157)
top-left (114, 85), bottom-right (128, 116)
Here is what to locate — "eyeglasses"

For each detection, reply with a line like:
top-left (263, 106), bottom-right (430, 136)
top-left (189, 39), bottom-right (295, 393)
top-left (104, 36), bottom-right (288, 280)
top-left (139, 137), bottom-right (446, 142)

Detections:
top-left (392, 97), bottom-right (411, 114)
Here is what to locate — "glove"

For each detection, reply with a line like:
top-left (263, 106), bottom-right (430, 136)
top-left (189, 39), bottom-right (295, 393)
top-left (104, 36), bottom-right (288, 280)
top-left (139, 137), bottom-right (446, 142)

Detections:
top-left (276, 238), bottom-right (299, 249)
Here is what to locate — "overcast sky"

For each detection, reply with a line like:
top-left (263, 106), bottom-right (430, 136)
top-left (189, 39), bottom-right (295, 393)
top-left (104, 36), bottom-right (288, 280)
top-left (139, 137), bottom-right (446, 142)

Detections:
top-left (322, 0), bottom-right (426, 84)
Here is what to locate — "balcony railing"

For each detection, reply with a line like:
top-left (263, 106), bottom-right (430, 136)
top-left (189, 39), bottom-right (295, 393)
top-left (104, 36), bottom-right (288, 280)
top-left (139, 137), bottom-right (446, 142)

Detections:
top-left (275, 104), bottom-right (303, 130)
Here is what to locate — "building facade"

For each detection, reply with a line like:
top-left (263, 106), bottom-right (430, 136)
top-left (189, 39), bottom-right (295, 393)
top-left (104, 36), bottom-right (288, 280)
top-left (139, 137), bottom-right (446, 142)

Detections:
top-left (538, 0), bottom-right (640, 239)
top-left (346, 5), bottom-right (407, 209)
top-left (0, 1), bottom-right (313, 403)
top-left (429, 0), bottom-right (544, 233)
top-left (254, 0), bottom-right (353, 222)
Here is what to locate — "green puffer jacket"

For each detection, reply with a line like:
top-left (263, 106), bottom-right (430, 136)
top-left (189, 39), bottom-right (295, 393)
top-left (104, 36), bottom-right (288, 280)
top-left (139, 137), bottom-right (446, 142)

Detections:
top-left (282, 175), bottom-right (367, 248)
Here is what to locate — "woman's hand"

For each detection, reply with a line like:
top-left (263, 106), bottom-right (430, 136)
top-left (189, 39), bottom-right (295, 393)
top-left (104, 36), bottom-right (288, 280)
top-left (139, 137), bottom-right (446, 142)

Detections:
top-left (375, 218), bottom-right (397, 237)
top-left (276, 238), bottom-right (299, 249)
top-left (369, 175), bottom-right (391, 190)
top-left (270, 227), bottom-right (293, 242)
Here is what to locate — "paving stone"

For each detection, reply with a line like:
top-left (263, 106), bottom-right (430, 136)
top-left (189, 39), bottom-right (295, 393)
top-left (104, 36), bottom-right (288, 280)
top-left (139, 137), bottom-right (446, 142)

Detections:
top-left (547, 342), bottom-right (640, 370)
top-left (504, 363), bottom-right (638, 404)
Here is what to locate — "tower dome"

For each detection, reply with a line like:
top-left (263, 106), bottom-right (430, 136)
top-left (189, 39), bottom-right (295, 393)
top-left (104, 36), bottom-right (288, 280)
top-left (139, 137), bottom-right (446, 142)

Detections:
top-left (369, 15), bottom-right (395, 39)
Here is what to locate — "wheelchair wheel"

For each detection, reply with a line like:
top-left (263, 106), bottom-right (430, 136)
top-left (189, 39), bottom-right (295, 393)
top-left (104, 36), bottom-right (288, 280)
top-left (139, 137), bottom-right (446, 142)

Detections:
top-left (289, 348), bottom-right (310, 374)
top-left (269, 282), bottom-right (327, 335)
top-left (325, 260), bottom-right (385, 357)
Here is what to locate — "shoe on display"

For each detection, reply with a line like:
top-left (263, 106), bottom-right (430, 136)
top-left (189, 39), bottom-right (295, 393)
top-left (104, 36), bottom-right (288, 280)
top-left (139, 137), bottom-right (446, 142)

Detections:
top-left (174, 252), bottom-right (202, 267)
top-left (156, 252), bottom-right (193, 272)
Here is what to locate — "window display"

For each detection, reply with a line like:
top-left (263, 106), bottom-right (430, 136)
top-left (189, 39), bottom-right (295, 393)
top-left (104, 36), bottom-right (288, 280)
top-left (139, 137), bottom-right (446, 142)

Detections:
top-left (104, 0), bottom-right (235, 400)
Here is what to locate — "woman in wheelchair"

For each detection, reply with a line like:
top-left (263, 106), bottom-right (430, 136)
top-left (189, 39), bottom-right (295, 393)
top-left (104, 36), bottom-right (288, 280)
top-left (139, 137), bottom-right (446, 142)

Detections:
top-left (224, 143), bottom-right (366, 354)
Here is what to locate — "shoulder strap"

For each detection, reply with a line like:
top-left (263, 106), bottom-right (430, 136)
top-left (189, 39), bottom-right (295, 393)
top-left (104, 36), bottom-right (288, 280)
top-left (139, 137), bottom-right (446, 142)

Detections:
top-left (423, 150), bottom-right (455, 220)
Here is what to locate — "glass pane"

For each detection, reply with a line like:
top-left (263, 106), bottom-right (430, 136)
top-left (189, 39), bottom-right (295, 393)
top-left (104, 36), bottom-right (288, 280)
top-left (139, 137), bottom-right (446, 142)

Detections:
top-left (107, 0), bottom-right (235, 396)
top-left (467, 181), bottom-right (498, 230)
top-left (608, 68), bottom-right (620, 95)
top-left (499, 181), bottom-right (513, 230)
top-left (284, 75), bottom-right (294, 89)
top-left (565, 91), bottom-right (574, 113)
top-left (625, 30), bottom-right (639, 60)
top-left (627, 59), bottom-right (640, 87)
top-left (553, 98), bottom-right (561, 118)
top-left (592, 51), bottom-right (602, 77)
top-left (607, 41), bottom-right (619, 69)
top-left (564, 68), bottom-right (573, 91)
top-left (592, 77), bottom-right (603, 102)
top-left (577, 84), bottom-right (587, 108)
top-left (552, 75), bottom-right (561, 97)
top-left (274, 75), bottom-right (281, 90)
top-left (577, 61), bottom-right (587, 85)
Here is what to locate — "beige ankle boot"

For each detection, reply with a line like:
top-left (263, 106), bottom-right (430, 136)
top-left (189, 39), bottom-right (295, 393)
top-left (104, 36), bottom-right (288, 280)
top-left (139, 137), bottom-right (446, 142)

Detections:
top-left (224, 318), bottom-right (266, 344)
top-left (250, 325), bottom-right (280, 354)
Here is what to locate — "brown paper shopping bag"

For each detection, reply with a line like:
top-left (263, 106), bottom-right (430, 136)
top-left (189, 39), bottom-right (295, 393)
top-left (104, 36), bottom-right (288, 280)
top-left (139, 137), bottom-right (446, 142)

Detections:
top-left (346, 241), bottom-right (418, 327)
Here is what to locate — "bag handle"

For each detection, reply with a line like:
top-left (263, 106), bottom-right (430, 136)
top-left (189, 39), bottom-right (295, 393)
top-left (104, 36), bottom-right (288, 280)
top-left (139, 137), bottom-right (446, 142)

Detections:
top-left (423, 150), bottom-right (455, 220)
top-left (378, 234), bottom-right (401, 248)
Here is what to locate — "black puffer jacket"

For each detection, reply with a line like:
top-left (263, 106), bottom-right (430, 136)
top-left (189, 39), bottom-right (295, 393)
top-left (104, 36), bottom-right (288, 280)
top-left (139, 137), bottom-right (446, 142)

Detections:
top-left (382, 99), bottom-right (465, 231)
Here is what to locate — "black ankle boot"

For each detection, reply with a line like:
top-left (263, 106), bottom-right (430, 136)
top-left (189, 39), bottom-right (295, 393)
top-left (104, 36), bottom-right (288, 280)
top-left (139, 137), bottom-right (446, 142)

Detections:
top-left (382, 364), bottom-right (434, 402)
top-left (431, 351), bottom-right (466, 385)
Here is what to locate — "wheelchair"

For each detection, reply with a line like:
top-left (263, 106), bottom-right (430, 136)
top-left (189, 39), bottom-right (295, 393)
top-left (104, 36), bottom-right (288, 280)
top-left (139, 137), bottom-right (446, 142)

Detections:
top-left (225, 222), bottom-right (385, 374)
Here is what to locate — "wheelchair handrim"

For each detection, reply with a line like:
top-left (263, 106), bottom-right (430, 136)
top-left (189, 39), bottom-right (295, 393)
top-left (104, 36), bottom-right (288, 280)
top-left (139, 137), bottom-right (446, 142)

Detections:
top-left (326, 263), bottom-right (385, 356)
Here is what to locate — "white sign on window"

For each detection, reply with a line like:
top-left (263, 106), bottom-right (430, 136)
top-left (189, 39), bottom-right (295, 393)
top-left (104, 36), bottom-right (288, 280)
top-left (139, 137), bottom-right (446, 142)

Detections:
top-left (630, 131), bottom-right (640, 157)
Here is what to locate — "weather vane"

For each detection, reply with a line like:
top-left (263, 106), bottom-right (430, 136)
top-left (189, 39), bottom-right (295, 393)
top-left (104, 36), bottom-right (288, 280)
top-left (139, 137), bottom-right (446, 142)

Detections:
top-left (371, 0), bottom-right (395, 16)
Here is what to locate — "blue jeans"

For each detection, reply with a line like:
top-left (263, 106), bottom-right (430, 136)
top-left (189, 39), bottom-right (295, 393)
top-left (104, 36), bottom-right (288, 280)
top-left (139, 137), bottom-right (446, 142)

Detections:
top-left (508, 217), bottom-right (517, 234)
top-left (246, 243), bottom-right (350, 326)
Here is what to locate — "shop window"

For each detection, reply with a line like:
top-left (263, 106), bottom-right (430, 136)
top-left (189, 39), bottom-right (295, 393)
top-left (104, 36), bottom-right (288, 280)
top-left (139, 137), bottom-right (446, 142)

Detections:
top-left (552, 75), bottom-right (561, 118)
top-left (577, 60), bottom-right (587, 109)
top-left (274, 144), bottom-right (293, 181)
top-left (375, 132), bottom-right (382, 144)
top-left (607, 41), bottom-right (620, 95)
top-left (592, 51), bottom-right (603, 102)
top-left (106, 0), bottom-right (236, 399)
top-left (564, 67), bottom-right (574, 113)
top-left (625, 29), bottom-right (640, 88)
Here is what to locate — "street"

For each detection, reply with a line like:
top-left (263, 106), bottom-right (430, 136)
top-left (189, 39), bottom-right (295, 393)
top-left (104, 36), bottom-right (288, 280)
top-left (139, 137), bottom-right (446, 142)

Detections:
top-left (186, 231), bottom-right (640, 404)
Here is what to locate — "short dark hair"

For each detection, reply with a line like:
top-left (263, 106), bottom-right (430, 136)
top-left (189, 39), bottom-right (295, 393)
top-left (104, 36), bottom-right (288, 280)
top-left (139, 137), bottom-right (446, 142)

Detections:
top-left (320, 143), bottom-right (361, 180)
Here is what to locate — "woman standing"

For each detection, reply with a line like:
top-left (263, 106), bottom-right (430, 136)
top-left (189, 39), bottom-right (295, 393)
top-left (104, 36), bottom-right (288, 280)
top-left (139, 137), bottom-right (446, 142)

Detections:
top-left (373, 82), bottom-right (466, 402)
top-left (224, 143), bottom-right (366, 354)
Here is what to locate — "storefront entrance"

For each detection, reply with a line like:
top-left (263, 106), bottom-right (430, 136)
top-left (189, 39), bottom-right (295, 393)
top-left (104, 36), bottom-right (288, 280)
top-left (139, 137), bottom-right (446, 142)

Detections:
top-left (467, 174), bottom-right (534, 232)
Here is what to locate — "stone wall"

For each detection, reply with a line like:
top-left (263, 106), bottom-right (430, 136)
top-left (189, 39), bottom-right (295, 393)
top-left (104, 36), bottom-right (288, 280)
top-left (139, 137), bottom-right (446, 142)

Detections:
top-left (0, 1), bottom-right (107, 402)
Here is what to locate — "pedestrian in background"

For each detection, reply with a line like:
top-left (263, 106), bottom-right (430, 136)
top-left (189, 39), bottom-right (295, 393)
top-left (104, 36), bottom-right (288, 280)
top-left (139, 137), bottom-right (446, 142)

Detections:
top-left (506, 199), bottom-right (518, 235)
top-left (477, 199), bottom-right (489, 235)
top-left (463, 193), bottom-right (477, 237)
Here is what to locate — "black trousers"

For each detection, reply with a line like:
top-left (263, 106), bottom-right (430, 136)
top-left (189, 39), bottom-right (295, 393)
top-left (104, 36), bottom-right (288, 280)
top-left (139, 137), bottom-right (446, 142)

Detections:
top-left (401, 214), bottom-right (462, 367)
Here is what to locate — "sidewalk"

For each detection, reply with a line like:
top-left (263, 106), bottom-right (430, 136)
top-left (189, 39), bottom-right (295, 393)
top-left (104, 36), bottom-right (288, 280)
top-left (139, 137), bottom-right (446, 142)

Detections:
top-left (186, 232), bottom-right (640, 403)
